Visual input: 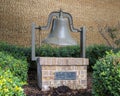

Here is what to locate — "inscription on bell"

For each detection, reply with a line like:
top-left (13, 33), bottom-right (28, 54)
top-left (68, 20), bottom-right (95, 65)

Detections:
top-left (55, 72), bottom-right (76, 80)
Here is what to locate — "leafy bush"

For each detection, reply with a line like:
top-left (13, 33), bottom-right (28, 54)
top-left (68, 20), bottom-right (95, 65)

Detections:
top-left (36, 45), bottom-right (80, 57)
top-left (2, 42), bottom-right (120, 72)
top-left (92, 51), bottom-right (120, 96)
top-left (59, 45), bottom-right (80, 57)
top-left (0, 42), bottom-right (30, 60)
top-left (0, 42), bottom-right (81, 66)
top-left (0, 44), bottom-right (28, 95)
top-left (0, 67), bottom-right (25, 96)
top-left (0, 52), bottom-right (28, 82)
top-left (0, 42), bottom-right (32, 67)
top-left (86, 44), bottom-right (112, 71)
top-left (0, 42), bottom-right (80, 57)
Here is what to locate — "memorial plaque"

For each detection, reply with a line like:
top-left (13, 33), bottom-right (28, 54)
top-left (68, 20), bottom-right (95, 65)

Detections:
top-left (55, 72), bottom-right (76, 80)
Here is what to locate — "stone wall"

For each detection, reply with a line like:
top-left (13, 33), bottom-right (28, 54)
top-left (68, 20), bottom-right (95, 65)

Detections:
top-left (37, 57), bottom-right (89, 91)
top-left (0, 0), bottom-right (120, 46)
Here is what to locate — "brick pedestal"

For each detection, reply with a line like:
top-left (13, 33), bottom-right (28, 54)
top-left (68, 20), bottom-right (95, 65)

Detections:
top-left (37, 57), bottom-right (89, 91)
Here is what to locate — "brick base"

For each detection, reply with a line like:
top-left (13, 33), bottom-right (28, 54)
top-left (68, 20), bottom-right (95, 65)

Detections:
top-left (37, 57), bottom-right (89, 91)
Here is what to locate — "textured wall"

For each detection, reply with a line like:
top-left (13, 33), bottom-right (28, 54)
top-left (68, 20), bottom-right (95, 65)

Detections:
top-left (0, 0), bottom-right (120, 46)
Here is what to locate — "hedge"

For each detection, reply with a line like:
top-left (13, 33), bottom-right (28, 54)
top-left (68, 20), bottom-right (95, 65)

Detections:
top-left (1, 42), bottom-right (118, 71)
top-left (0, 52), bottom-right (28, 82)
top-left (0, 51), bottom-right (28, 96)
top-left (0, 67), bottom-right (25, 96)
top-left (92, 51), bottom-right (120, 96)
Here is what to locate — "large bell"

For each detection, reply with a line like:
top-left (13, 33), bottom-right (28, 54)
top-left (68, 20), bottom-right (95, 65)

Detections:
top-left (42, 17), bottom-right (77, 46)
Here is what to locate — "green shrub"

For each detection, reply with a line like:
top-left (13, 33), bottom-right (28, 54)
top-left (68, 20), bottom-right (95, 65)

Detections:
top-left (0, 42), bottom-right (80, 57)
top-left (92, 50), bottom-right (120, 96)
top-left (0, 42), bottom-right (30, 60)
top-left (0, 42), bottom-right (31, 66)
top-left (86, 44), bottom-right (112, 71)
top-left (36, 44), bottom-right (80, 57)
top-left (0, 42), bottom-right (80, 65)
top-left (2, 42), bottom-right (120, 72)
top-left (0, 52), bottom-right (28, 82)
top-left (59, 45), bottom-right (80, 57)
top-left (36, 45), bottom-right (56, 57)
top-left (0, 67), bottom-right (25, 96)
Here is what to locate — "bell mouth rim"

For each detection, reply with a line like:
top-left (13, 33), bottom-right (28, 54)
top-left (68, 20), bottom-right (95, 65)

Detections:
top-left (42, 38), bottom-right (77, 46)
top-left (42, 42), bottom-right (77, 46)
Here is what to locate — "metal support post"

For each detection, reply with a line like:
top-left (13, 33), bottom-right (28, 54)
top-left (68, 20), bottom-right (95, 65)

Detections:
top-left (32, 23), bottom-right (36, 61)
top-left (80, 26), bottom-right (86, 58)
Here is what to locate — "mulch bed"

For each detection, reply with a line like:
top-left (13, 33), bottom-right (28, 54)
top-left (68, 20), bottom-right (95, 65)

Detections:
top-left (23, 68), bottom-right (92, 96)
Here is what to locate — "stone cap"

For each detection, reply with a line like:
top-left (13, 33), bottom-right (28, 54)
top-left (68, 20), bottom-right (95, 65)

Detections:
top-left (37, 57), bottom-right (89, 66)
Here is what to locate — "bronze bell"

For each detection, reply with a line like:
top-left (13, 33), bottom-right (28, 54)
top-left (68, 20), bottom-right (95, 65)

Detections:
top-left (41, 10), bottom-right (78, 46)
top-left (42, 17), bottom-right (77, 46)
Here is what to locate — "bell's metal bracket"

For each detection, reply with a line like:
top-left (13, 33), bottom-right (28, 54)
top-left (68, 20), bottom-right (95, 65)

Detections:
top-left (32, 10), bottom-right (86, 61)
top-left (35, 9), bottom-right (80, 32)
